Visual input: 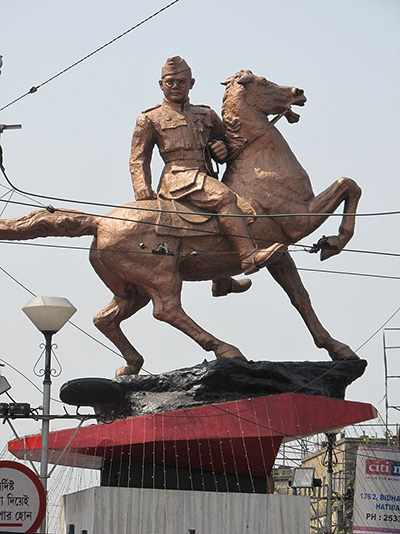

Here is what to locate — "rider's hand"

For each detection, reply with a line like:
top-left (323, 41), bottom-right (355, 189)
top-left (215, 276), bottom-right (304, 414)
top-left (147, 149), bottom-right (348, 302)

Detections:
top-left (135, 188), bottom-right (157, 201)
top-left (209, 140), bottom-right (228, 162)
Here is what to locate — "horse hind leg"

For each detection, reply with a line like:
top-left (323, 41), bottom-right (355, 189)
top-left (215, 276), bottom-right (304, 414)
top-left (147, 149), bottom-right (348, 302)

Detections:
top-left (308, 177), bottom-right (362, 260)
top-left (93, 290), bottom-right (150, 376)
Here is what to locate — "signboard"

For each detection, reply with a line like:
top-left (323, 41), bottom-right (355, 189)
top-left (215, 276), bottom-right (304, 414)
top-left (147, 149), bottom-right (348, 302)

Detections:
top-left (353, 445), bottom-right (400, 533)
top-left (0, 461), bottom-right (45, 533)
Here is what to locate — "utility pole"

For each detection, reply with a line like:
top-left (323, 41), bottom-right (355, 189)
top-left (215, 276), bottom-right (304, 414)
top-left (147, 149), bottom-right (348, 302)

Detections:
top-left (323, 433), bottom-right (336, 534)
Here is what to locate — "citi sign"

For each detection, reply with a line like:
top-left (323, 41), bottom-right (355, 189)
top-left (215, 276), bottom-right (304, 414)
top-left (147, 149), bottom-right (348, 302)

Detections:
top-left (366, 459), bottom-right (400, 476)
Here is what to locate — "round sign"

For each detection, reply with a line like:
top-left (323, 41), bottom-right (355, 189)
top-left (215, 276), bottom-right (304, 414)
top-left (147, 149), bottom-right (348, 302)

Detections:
top-left (0, 461), bottom-right (46, 533)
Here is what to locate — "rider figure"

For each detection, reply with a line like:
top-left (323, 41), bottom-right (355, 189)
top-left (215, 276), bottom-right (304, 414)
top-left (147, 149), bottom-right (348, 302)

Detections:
top-left (129, 56), bottom-right (284, 290)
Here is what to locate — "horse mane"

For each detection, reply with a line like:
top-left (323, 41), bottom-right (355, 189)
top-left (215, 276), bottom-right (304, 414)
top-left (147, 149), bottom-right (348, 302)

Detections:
top-left (221, 70), bottom-right (253, 151)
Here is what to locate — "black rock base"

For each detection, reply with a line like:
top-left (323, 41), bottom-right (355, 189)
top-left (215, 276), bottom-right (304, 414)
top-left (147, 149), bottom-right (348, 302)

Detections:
top-left (94, 357), bottom-right (367, 422)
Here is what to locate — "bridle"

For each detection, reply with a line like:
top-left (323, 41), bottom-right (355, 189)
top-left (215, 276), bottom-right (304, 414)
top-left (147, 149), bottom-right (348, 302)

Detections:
top-left (223, 107), bottom-right (291, 164)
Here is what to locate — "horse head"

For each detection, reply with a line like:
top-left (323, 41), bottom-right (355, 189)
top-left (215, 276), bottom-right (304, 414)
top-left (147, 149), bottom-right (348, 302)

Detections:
top-left (222, 70), bottom-right (307, 126)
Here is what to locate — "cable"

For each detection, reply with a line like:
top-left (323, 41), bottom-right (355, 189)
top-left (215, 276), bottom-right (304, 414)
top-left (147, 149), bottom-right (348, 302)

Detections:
top-left (2, 168), bottom-right (400, 259)
top-left (1, 163), bottom-right (400, 220)
top-left (0, 0), bottom-right (181, 112)
top-left (0, 264), bottom-right (154, 374)
top-left (333, 247), bottom-right (400, 259)
top-left (1, 240), bottom-right (399, 283)
top-left (1, 238), bottom-right (400, 265)
top-left (298, 268), bottom-right (400, 281)
top-left (356, 306), bottom-right (400, 352)
top-left (3, 191), bottom-right (400, 267)
top-left (0, 357), bottom-right (55, 400)
top-left (0, 190), bottom-right (14, 218)
top-left (0, 183), bottom-right (47, 208)
top-left (0, 265), bottom-right (36, 297)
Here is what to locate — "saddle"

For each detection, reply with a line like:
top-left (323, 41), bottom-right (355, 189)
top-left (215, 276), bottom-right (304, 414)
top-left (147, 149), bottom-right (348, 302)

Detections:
top-left (155, 195), bottom-right (256, 237)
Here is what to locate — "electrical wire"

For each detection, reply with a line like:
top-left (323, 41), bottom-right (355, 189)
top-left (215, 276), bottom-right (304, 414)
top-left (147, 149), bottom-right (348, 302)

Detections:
top-left (1, 164), bottom-right (400, 262)
top-left (1, 240), bottom-right (399, 282)
top-left (0, 357), bottom-right (51, 398)
top-left (356, 306), bottom-right (400, 352)
top-left (0, 264), bottom-right (154, 374)
top-left (0, 0), bottom-right (181, 112)
top-left (1, 237), bottom-right (400, 264)
top-left (298, 268), bottom-right (400, 281)
top-left (0, 183), bottom-right (46, 208)
top-left (1, 195), bottom-right (400, 266)
top-left (1, 162), bottom-right (400, 221)
top-left (2, 171), bottom-right (400, 220)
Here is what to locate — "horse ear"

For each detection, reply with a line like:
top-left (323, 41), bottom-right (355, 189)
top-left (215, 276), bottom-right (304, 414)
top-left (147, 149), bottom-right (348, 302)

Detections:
top-left (221, 76), bottom-right (234, 86)
top-left (237, 72), bottom-right (254, 85)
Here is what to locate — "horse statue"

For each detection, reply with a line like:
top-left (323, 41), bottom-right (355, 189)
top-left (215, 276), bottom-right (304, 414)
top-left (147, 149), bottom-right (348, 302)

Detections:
top-left (0, 70), bottom-right (361, 376)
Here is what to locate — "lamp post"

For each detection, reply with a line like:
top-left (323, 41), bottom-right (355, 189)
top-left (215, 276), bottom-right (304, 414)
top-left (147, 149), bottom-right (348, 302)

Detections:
top-left (22, 296), bottom-right (76, 534)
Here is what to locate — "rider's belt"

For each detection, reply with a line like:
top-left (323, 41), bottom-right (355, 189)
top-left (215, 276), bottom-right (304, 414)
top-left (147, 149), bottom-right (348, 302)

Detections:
top-left (162, 149), bottom-right (203, 163)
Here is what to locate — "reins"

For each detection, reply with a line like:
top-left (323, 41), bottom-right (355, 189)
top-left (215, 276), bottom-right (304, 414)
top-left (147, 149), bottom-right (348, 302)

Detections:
top-left (224, 107), bottom-right (291, 163)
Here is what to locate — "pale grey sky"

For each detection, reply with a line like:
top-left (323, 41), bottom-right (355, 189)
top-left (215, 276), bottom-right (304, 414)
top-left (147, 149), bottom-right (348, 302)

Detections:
top-left (0, 0), bottom-right (399, 447)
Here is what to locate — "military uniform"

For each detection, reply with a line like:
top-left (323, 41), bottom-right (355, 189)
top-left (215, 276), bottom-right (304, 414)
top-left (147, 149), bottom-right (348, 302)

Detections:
top-left (130, 99), bottom-right (231, 205)
top-left (129, 55), bottom-right (285, 276)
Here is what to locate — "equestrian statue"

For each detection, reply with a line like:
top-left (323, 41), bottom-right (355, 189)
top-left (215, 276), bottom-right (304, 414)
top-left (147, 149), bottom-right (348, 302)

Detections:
top-left (0, 57), bottom-right (362, 376)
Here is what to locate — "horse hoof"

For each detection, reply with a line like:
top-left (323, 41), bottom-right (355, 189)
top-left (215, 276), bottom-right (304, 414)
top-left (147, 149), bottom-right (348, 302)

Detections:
top-left (343, 353), bottom-right (360, 361)
top-left (319, 236), bottom-right (342, 261)
top-left (115, 364), bottom-right (140, 377)
top-left (216, 344), bottom-right (246, 360)
top-left (320, 247), bottom-right (340, 261)
top-left (330, 352), bottom-right (360, 361)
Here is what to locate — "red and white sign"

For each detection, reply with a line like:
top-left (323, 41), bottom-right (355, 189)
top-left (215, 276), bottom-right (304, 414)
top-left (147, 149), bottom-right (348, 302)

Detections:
top-left (0, 461), bottom-right (46, 533)
top-left (353, 446), bottom-right (400, 534)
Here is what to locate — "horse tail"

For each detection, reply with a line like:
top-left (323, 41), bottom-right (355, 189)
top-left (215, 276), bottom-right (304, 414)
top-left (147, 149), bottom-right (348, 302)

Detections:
top-left (0, 208), bottom-right (98, 241)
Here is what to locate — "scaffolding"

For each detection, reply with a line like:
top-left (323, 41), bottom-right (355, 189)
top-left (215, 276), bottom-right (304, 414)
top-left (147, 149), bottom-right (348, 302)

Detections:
top-left (383, 327), bottom-right (400, 436)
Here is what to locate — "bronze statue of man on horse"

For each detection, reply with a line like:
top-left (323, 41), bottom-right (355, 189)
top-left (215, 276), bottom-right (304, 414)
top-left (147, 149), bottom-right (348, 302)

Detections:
top-left (0, 57), bottom-right (362, 376)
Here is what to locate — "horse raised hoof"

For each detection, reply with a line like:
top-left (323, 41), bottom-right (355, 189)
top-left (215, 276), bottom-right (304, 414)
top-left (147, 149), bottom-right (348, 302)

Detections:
top-left (242, 243), bottom-right (286, 274)
top-left (212, 277), bottom-right (252, 297)
top-left (319, 235), bottom-right (342, 261)
top-left (115, 364), bottom-right (141, 377)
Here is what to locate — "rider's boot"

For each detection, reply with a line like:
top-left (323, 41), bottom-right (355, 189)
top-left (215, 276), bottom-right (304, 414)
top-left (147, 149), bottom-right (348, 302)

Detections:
top-left (212, 277), bottom-right (252, 297)
top-left (218, 203), bottom-right (286, 274)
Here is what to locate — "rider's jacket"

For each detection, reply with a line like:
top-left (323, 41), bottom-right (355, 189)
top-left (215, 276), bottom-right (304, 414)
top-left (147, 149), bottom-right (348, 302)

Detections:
top-left (129, 99), bottom-right (225, 200)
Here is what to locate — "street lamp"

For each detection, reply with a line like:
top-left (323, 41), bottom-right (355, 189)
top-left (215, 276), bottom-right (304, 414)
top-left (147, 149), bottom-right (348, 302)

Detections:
top-left (22, 296), bottom-right (76, 534)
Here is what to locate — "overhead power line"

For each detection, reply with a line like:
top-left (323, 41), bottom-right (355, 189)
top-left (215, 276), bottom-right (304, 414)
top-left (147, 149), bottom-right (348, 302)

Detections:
top-left (0, 0), bottom-right (181, 112)
top-left (1, 163), bottom-right (400, 221)
top-left (0, 181), bottom-right (400, 266)
top-left (298, 268), bottom-right (400, 281)
top-left (356, 307), bottom-right (400, 352)
top-left (2, 173), bottom-right (400, 257)
top-left (0, 241), bottom-right (399, 282)
top-left (0, 264), bottom-right (153, 375)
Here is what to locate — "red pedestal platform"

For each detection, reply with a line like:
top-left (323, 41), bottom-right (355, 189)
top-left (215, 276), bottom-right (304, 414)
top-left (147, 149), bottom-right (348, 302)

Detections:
top-left (9, 394), bottom-right (376, 481)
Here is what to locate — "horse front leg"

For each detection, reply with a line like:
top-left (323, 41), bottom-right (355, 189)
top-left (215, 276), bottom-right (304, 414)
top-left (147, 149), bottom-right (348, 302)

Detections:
top-left (308, 177), bottom-right (361, 260)
top-left (148, 274), bottom-right (246, 361)
top-left (267, 252), bottom-right (359, 360)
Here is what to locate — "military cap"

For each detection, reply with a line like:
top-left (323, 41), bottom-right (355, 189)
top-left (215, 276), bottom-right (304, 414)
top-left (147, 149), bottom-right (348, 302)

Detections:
top-left (161, 56), bottom-right (192, 78)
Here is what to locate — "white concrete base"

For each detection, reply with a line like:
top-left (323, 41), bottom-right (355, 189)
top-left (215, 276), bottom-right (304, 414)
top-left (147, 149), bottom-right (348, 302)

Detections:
top-left (60, 486), bottom-right (309, 534)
